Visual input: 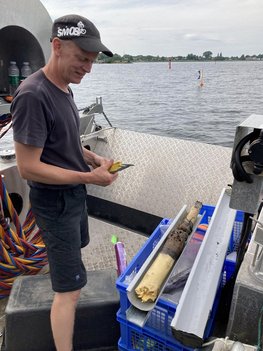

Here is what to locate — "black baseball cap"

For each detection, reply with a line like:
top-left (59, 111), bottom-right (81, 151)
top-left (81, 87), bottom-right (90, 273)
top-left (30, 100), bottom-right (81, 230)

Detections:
top-left (51, 14), bottom-right (113, 57)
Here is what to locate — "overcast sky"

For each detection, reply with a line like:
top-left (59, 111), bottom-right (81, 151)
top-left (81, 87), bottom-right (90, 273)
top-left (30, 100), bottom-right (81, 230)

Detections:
top-left (40, 0), bottom-right (262, 57)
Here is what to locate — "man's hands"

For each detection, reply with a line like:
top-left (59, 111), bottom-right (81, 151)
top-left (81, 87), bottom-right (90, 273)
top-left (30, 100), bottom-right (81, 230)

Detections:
top-left (87, 158), bottom-right (118, 186)
top-left (82, 147), bottom-right (118, 186)
top-left (89, 153), bottom-right (107, 169)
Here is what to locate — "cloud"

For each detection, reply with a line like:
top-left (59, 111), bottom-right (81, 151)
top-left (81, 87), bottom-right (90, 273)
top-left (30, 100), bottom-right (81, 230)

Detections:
top-left (184, 34), bottom-right (221, 43)
top-left (40, 0), bottom-right (263, 56)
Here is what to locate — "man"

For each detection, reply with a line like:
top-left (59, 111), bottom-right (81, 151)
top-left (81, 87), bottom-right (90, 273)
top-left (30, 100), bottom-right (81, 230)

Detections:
top-left (11, 14), bottom-right (118, 351)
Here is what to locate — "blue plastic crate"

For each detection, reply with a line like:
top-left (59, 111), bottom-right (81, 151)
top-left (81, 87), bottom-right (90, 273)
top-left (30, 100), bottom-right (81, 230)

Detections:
top-left (116, 205), bottom-right (244, 351)
top-left (117, 268), bottom-right (226, 351)
top-left (117, 312), bottom-right (193, 351)
top-left (199, 205), bottom-right (244, 253)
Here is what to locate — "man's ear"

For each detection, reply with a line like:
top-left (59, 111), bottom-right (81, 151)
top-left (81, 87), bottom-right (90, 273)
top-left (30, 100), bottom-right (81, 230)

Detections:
top-left (52, 38), bottom-right (62, 55)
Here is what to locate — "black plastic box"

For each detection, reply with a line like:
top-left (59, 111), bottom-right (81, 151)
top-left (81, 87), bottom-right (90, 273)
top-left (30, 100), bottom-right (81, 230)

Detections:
top-left (2, 269), bottom-right (120, 351)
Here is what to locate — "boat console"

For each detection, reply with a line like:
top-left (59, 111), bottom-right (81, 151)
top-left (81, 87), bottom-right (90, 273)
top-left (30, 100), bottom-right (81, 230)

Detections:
top-left (0, 0), bottom-right (52, 114)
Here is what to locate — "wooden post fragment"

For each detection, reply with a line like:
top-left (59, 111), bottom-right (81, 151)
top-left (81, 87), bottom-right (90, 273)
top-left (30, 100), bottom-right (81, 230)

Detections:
top-left (135, 201), bottom-right (202, 303)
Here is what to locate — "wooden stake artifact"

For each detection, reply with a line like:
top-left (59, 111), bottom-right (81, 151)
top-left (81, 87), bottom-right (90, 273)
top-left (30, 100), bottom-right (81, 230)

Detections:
top-left (135, 201), bottom-right (202, 303)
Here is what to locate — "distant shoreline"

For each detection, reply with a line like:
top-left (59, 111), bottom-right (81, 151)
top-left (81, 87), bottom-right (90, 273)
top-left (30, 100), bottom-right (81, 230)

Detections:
top-left (98, 53), bottom-right (263, 64)
top-left (97, 59), bottom-right (263, 64)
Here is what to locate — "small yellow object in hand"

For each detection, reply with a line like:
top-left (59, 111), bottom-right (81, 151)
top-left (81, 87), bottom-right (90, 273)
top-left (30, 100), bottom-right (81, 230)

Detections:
top-left (109, 161), bottom-right (134, 173)
top-left (109, 161), bottom-right (123, 173)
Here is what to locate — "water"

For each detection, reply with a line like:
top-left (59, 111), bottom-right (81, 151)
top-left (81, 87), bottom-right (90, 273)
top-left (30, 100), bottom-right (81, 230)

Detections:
top-left (2, 61), bottom-right (263, 150)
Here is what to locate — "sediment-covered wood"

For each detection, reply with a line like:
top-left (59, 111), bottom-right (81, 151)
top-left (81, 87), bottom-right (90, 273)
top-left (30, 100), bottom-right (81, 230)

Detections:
top-left (135, 201), bottom-right (202, 303)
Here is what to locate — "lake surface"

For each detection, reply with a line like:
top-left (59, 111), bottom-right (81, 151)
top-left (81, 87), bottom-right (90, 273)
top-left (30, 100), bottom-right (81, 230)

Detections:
top-left (2, 61), bottom-right (263, 150)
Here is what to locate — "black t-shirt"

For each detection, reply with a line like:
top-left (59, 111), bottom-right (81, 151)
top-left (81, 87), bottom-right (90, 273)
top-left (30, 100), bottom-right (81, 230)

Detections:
top-left (11, 69), bottom-right (90, 188)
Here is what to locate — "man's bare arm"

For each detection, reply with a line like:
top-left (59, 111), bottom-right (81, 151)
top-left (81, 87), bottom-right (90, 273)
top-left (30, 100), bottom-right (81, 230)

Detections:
top-left (15, 142), bottom-right (117, 186)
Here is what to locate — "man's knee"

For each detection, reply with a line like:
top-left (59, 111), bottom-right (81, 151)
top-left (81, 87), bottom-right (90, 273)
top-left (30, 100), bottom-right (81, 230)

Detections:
top-left (54, 289), bottom-right (81, 306)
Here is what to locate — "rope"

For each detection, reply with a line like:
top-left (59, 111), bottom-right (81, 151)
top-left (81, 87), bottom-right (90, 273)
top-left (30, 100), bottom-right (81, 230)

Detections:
top-left (0, 114), bottom-right (12, 139)
top-left (0, 114), bottom-right (12, 129)
top-left (0, 177), bottom-right (48, 298)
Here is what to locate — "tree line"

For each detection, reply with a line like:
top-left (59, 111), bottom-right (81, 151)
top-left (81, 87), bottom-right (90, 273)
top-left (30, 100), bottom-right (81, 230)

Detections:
top-left (98, 51), bottom-right (263, 63)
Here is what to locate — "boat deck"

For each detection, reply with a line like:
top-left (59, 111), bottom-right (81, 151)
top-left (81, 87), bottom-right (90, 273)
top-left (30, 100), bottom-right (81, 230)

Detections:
top-left (82, 216), bottom-right (147, 271)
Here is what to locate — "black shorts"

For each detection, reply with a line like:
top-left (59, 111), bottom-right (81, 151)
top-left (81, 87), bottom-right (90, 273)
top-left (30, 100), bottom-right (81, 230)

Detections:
top-left (29, 184), bottom-right (89, 292)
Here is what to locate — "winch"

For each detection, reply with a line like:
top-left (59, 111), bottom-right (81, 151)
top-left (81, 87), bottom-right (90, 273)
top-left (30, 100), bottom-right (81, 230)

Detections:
top-left (230, 114), bottom-right (263, 214)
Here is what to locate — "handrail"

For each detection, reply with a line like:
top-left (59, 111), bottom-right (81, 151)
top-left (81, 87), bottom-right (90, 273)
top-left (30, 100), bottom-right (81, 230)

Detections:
top-left (78, 97), bottom-right (113, 128)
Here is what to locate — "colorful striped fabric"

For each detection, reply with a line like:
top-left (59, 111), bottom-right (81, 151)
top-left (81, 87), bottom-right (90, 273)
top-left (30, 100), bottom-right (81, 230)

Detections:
top-left (0, 177), bottom-right (48, 298)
